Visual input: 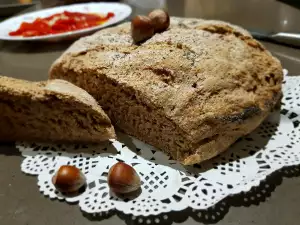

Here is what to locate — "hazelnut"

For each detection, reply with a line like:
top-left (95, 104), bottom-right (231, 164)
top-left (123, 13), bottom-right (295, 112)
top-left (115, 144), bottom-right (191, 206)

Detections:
top-left (148, 9), bottom-right (170, 32)
top-left (108, 162), bottom-right (141, 194)
top-left (52, 165), bottom-right (86, 193)
top-left (131, 15), bottom-right (154, 44)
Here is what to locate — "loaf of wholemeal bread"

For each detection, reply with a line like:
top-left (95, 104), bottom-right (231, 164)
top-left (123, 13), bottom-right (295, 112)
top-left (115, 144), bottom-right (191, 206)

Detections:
top-left (0, 76), bottom-right (115, 143)
top-left (49, 17), bottom-right (283, 165)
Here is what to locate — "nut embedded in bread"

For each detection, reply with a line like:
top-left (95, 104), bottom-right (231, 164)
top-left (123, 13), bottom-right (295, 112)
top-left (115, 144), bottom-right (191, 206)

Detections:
top-left (0, 76), bottom-right (116, 143)
top-left (49, 17), bottom-right (283, 165)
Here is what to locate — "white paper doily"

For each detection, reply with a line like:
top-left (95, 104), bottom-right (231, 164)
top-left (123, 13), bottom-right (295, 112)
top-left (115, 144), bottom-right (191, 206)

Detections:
top-left (17, 69), bottom-right (300, 216)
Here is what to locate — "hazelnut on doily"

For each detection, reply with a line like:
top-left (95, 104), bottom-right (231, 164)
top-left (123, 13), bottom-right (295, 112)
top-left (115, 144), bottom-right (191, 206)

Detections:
top-left (52, 165), bottom-right (86, 193)
top-left (107, 162), bottom-right (141, 194)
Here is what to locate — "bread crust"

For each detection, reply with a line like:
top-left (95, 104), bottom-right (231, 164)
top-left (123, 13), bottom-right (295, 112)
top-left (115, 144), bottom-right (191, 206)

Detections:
top-left (49, 17), bottom-right (283, 165)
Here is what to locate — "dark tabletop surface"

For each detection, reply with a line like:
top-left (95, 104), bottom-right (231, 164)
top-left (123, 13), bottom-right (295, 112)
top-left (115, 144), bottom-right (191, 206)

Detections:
top-left (1, 0), bottom-right (300, 224)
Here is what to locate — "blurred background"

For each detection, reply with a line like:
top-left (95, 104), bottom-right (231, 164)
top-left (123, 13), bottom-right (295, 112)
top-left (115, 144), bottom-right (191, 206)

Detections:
top-left (1, 0), bottom-right (300, 34)
top-left (1, 0), bottom-right (299, 42)
top-left (1, 0), bottom-right (300, 16)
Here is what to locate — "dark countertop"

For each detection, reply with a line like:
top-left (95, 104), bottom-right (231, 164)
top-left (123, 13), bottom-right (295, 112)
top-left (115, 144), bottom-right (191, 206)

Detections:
top-left (1, 0), bottom-right (300, 224)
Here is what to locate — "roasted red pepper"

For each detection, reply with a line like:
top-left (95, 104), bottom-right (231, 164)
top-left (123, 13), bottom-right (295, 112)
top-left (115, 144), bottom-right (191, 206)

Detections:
top-left (9, 11), bottom-right (115, 37)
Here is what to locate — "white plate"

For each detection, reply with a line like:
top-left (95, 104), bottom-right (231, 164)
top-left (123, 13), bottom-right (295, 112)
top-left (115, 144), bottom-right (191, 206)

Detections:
top-left (0, 2), bottom-right (132, 41)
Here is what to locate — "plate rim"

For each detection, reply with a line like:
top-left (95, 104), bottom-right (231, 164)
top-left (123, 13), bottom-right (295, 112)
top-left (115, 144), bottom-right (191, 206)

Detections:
top-left (0, 2), bottom-right (132, 41)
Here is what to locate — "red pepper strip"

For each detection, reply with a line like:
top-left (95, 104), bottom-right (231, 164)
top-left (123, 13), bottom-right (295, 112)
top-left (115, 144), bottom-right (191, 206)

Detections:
top-left (9, 22), bottom-right (37, 36)
top-left (19, 22), bottom-right (34, 31)
top-left (82, 13), bottom-right (102, 20)
top-left (52, 19), bottom-right (73, 32)
top-left (22, 30), bottom-right (40, 37)
top-left (75, 21), bottom-right (90, 30)
top-left (64, 11), bottom-right (93, 18)
top-left (64, 11), bottom-right (78, 17)
top-left (56, 18), bottom-right (76, 26)
top-left (9, 11), bottom-right (115, 37)
top-left (52, 24), bottom-right (69, 33)
top-left (43, 12), bottom-right (63, 22)
top-left (32, 19), bottom-right (51, 34)
top-left (107, 12), bottom-right (115, 18)
top-left (9, 30), bottom-right (20, 36)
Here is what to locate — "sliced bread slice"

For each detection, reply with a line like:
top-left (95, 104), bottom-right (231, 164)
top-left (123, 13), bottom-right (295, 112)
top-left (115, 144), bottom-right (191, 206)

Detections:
top-left (0, 76), bottom-right (115, 143)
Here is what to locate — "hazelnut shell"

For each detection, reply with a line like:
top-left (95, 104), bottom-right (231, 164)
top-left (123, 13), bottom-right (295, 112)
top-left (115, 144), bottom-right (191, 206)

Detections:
top-left (108, 162), bottom-right (141, 194)
top-left (148, 9), bottom-right (170, 32)
top-left (131, 15), bottom-right (155, 44)
top-left (52, 165), bottom-right (86, 193)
